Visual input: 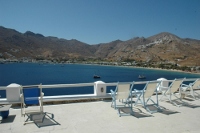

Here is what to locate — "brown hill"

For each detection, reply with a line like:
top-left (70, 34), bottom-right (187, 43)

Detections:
top-left (94, 32), bottom-right (200, 66)
top-left (0, 26), bottom-right (200, 66)
top-left (0, 26), bottom-right (96, 60)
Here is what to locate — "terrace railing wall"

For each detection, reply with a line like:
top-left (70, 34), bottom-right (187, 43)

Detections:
top-left (0, 78), bottom-right (198, 104)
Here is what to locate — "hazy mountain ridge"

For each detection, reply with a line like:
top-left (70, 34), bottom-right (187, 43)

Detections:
top-left (0, 26), bottom-right (200, 66)
top-left (0, 26), bottom-right (95, 60)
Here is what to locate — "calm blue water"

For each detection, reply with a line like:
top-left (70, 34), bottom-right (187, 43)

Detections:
top-left (0, 63), bottom-right (199, 97)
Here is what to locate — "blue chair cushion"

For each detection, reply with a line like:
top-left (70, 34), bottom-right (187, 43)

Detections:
top-left (0, 110), bottom-right (9, 119)
top-left (23, 88), bottom-right (40, 105)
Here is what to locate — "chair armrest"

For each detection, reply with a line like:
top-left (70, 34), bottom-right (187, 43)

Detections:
top-left (134, 89), bottom-right (143, 96)
top-left (38, 93), bottom-right (44, 99)
top-left (134, 89), bottom-right (143, 92)
top-left (159, 86), bottom-right (169, 92)
top-left (20, 94), bottom-right (24, 102)
top-left (159, 86), bottom-right (168, 89)
top-left (181, 84), bottom-right (189, 87)
top-left (110, 89), bottom-right (114, 93)
top-left (110, 90), bottom-right (115, 96)
top-left (110, 90), bottom-right (117, 100)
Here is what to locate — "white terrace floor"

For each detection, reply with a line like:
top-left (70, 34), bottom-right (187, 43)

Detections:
top-left (1, 93), bottom-right (200, 133)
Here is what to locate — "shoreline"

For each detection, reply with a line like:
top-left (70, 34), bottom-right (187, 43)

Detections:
top-left (130, 66), bottom-right (200, 75)
top-left (90, 63), bottom-right (200, 75)
top-left (1, 60), bottom-right (200, 75)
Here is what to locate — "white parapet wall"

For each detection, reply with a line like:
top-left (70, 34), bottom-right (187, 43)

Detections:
top-left (94, 81), bottom-right (107, 96)
top-left (6, 83), bottom-right (21, 102)
top-left (0, 78), bottom-right (198, 104)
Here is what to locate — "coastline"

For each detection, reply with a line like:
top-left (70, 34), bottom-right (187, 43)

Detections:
top-left (1, 59), bottom-right (200, 75)
top-left (130, 66), bottom-right (200, 75)
top-left (91, 63), bottom-right (200, 75)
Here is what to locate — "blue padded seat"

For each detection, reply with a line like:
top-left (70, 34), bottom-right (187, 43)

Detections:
top-left (23, 88), bottom-right (40, 105)
top-left (0, 110), bottom-right (9, 119)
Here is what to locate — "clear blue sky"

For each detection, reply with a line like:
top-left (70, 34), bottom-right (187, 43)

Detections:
top-left (0, 0), bottom-right (199, 44)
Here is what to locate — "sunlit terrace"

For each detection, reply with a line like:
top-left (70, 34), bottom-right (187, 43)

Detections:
top-left (0, 79), bottom-right (200, 133)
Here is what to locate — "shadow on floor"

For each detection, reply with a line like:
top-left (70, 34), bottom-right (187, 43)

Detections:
top-left (0, 115), bottom-right (16, 123)
top-left (120, 107), bottom-right (153, 118)
top-left (158, 106), bottom-right (180, 115)
top-left (25, 112), bottom-right (60, 128)
top-left (164, 100), bottom-right (200, 108)
top-left (35, 112), bottom-right (60, 128)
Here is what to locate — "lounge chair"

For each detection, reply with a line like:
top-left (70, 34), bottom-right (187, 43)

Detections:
top-left (160, 78), bottom-right (185, 107)
top-left (134, 80), bottom-right (161, 114)
top-left (0, 104), bottom-right (12, 119)
top-left (20, 84), bottom-right (44, 125)
top-left (110, 82), bottom-right (134, 117)
top-left (181, 78), bottom-right (200, 99)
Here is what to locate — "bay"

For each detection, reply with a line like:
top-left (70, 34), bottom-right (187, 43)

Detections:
top-left (0, 63), bottom-right (199, 97)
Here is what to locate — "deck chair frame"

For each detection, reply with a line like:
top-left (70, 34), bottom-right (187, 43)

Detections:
top-left (20, 84), bottom-right (44, 125)
top-left (110, 82), bottom-right (134, 117)
top-left (160, 78), bottom-right (185, 107)
top-left (181, 78), bottom-right (200, 99)
top-left (134, 81), bottom-right (161, 114)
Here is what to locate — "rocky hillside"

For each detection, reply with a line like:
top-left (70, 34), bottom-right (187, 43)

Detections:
top-left (0, 26), bottom-right (200, 66)
top-left (0, 26), bottom-right (96, 60)
top-left (94, 32), bottom-right (200, 66)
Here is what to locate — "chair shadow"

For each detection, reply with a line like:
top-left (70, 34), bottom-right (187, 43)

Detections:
top-left (166, 100), bottom-right (200, 108)
top-left (120, 107), bottom-right (153, 118)
top-left (135, 105), bottom-right (179, 115)
top-left (183, 96), bottom-right (195, 101)
top-left (30, 112), bottom-right (60, 128)
top-left (194, 95), bottom-right (200, 99)
top-left (158, 106), bottom-right (179, 115)
top-left (0, 115), bottom-right (16, 123)
top-left (183, 102), bottom-right (200, 108)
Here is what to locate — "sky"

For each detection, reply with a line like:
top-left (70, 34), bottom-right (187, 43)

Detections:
top-left (0, 0), bottom-right (200, 44)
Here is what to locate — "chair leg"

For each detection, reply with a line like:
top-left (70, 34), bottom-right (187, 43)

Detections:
top-left (111, 99), bottom-right (115, 108)
top-left (117, 109), bottom-right (121, 117)
top-left (159, 92), bottom-right (168, 102)
top-left (24, 114), bottom-right (34, 125)
top-left (111, 100), bottom-right (113, 107)
top-left (144, 98), bottom-right (158, 114)
top-left (150, 98), bottom-right (162, 111)
top-left (134, 93), bottom-right (143, 106)
top-left (170, 94), bottom-right (185, 107)
top-left (194, 91), bottom-right (200, 99)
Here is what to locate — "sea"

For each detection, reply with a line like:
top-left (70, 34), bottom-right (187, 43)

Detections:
top-left (0, 63), bottom-right (199, 98)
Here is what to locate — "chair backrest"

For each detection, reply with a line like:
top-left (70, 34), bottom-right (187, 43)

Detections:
top-left (23, 88), bottom-right (41, 105)
top-left (169, 79), bottom-right (184, 93)
top-left (157, 78), bottom-right (169, 92)
top-left (192, 79), bottom-right (200, 89)
top-left (144, 81), bottom-right (160, 98)
top-left (116, 83), bottom-right (131, 100)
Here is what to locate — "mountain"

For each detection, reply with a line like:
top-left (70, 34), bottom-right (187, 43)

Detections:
top-left (94, 32), bottom-right (200, 66)
top-left (0, 26), bottom-right (96, 60)
top-left (0, 26), bottom-right (200, 66)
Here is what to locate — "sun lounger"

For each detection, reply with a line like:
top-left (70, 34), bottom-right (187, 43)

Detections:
top-left (20, 84), bottom-right (44, 125)
top-left (110, 82), bottom-right (134, 117)
top-left (181, 78), bottom-right (200, 99)
top-left (160, 78), bottom-right (185, 107)
top-left (134, 80), bottom-right (161, 114)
